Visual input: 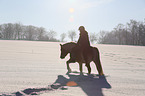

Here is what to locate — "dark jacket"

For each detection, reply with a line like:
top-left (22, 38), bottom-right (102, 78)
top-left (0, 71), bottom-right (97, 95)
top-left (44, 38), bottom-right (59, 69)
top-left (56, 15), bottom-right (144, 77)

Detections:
top-left (70, 27), bottom-right (91, 61)
top-left (77, 30), bottom-right (90, 49)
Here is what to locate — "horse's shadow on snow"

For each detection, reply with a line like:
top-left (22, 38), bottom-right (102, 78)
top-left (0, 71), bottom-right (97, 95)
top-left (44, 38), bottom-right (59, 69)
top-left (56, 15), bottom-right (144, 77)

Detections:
top-left (55, 73), bottom-right (111, 96)
top-left (6, 73), bottom-right (111, 96)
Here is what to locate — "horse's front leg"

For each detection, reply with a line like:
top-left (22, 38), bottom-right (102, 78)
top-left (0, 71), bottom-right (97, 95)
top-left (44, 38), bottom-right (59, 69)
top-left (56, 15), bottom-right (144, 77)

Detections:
top-left (79, 63), bottom-right (83, 74)
top-left (66, 58), bottom-right (76, 73)
top-left (66, 60), bottom-right (72, 73)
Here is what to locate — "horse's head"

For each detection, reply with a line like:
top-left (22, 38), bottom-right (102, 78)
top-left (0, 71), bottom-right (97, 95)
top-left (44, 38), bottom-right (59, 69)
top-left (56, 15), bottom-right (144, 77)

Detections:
top-left (60, 44), bottom-right (69, 59)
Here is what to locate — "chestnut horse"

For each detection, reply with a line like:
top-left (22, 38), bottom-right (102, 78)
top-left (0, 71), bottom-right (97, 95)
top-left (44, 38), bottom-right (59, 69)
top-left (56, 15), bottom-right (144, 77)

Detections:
top-left (60, 42), bottom-right (104, 75)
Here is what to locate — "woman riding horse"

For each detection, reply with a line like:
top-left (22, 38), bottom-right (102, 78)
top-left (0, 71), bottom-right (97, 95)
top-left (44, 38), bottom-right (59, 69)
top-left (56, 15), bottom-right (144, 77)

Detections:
top-left (70, 26), bottom-right (92, 67)
top-left (60, 26), bottom-right (104, 75)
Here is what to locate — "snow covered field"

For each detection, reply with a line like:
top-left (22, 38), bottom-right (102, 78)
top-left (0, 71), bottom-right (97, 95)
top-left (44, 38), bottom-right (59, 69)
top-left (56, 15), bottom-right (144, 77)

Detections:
top-left (0, 40), bottom-right (145, 96)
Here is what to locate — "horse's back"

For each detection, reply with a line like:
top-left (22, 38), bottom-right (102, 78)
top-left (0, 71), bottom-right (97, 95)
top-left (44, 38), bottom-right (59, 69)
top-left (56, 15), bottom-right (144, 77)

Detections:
top-left (91, 47), bottom-right (99, 54)
top-left (90, 46), bottom-right (100, 60)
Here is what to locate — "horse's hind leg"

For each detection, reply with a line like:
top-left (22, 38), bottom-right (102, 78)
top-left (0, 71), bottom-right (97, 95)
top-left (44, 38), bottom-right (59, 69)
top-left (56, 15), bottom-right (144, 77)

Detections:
top-left (93, 48), bottom-right (104, 75)
top-left (86, 63), bottom-right (91, 74)
top-left (79, 63), bottom-right (83, 74)
top-left (94, 57), bottom-right (104, 75)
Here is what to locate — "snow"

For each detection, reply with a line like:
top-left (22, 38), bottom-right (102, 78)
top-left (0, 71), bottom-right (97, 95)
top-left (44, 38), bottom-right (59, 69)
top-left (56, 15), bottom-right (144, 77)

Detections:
top-left (0, 40), bottom-right (145, 96)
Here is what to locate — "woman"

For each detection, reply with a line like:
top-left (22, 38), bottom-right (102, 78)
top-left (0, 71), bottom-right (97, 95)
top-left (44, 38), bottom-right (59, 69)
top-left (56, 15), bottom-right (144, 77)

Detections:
top-left (77, 26), bottom-right (90, 49)
top-left (71, 26), bottom-right (91, 63)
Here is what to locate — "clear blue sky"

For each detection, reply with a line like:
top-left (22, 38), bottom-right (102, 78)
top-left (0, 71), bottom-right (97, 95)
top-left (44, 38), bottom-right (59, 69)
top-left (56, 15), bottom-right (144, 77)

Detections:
top-left (0, 0), bottom-right (144, 40)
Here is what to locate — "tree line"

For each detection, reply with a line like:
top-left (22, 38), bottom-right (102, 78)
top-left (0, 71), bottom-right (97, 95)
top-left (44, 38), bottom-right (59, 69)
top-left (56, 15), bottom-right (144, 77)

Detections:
top-left (0, 23), bottom-right (59, 42)
top-left (0, 19), bottom-right (144, 46)
top-left (0, 23), bottom-right (98, 43)
top-left (98, 19), bottom-right (145, 46)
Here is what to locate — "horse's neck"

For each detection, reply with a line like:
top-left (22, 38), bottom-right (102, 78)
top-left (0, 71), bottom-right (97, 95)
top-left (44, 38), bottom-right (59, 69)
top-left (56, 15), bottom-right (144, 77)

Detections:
top-left (64, 44), bottom-right (76, 52)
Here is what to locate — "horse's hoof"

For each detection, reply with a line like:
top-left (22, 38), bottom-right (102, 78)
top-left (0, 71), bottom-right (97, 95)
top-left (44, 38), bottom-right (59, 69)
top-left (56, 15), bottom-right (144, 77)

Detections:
top-left (99, 72), bottom-right (104, 76)
top-left (60, 86), bottom-right (68, 90)
top-left (80, 72), bottom-right (84, 75)
top-left (87, 73), bottom-right (91, 76)
top-left (68, 69), bottom-right (72, 73)
top-left (99, 75), bottom-right (105, 78)
top-left (66, 71), bottom-right (71, 75)
top-left (66, 72), bottom-right (69, 75)
top-left (88, 72), bottom-right (91, 74)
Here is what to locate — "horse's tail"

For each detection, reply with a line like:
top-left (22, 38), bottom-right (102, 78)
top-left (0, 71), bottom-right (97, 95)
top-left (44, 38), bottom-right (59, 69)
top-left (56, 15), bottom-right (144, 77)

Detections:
top-left (92, 47), bottom-right (104, 75)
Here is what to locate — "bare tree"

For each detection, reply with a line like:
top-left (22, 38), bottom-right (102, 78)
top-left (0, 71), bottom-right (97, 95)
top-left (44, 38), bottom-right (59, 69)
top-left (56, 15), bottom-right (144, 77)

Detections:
top-left (37, 27), bottom-right (46, 41)
top-left (24, 25), bottom-right (37, 40)
top-left (47, 30), bottom-right (57, 41)
top-left (138, 22), bottom-right (145, 45)
top-left (0, 26), bottom-right (2, 38)
top-left (68, 30), bottom-right (76, 41)
top-left (90, 32), bottom-right (98, 44)
top-left (98, 31), bottom-right (107, 44)
top-left (0, 33), bottom-right (2, 39)
top-left (1, 23), bottom-right (15, 39)
top-left (127, 20), bottom-right (139, 45)
top-left (114, 24), bottom-right (125, 44)
top-left (60, 33), bottom-right (66, 42)
top-left (14, 23), bottom-right (22, 40)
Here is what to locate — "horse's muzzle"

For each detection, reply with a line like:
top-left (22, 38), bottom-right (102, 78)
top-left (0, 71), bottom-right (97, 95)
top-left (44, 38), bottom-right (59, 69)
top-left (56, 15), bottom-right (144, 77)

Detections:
top-left (60, 56), bottom-right (65, 59)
